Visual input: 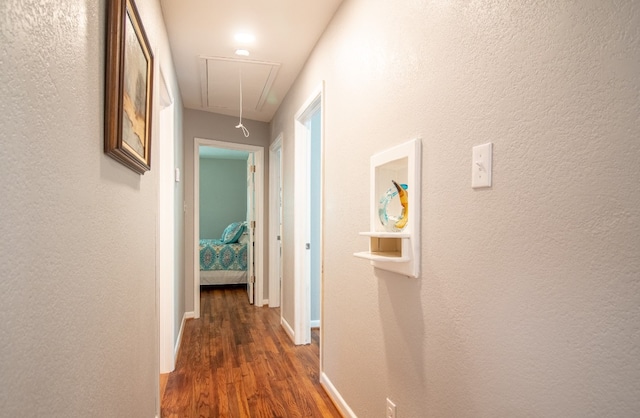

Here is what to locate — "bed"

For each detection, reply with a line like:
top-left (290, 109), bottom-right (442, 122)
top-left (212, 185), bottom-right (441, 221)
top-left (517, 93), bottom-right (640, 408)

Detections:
top-left (199, 221), bottom-right (249, 286)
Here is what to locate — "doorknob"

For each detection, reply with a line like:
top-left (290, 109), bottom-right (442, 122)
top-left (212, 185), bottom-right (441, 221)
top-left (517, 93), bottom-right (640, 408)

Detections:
top-left (305, 243), bottom-right (310, 250)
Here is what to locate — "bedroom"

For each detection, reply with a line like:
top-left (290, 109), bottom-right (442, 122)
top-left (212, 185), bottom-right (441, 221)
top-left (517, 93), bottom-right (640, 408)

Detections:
top-left (198, 145), bottom-right (254, 299)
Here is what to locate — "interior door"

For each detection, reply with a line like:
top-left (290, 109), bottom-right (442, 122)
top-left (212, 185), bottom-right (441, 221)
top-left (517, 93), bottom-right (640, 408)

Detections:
top-left (246, 153), bottom-right (255, 304)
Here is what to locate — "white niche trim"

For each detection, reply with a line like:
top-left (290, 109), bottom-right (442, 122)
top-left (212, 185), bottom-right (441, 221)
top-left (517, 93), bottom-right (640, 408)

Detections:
top-left (353, 138), bottom-right (421, 278)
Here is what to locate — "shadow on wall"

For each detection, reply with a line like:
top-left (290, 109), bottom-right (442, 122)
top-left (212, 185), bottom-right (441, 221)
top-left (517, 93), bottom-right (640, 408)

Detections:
top-left (377, 269), bottom-right (427, 386)
top-left (377, 269), bottom-right (477, 413)
top-left (377, 269), bottom-right (474, 410)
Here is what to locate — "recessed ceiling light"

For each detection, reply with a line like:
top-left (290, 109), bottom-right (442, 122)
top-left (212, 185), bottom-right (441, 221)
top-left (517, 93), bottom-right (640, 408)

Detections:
top-left (235, 49), bottom-right (250, 57)
top-left (234, 32), bottom-right (255, 43)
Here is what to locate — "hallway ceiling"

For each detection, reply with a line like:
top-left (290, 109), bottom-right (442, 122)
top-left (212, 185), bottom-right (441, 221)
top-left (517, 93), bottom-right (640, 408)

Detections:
top-left (160, 0), bottom-right (344, 122)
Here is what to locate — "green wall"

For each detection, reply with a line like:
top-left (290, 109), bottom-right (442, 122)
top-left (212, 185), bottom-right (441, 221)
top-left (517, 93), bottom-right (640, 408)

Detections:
top-left (199, 158), bottom-right (247, 239)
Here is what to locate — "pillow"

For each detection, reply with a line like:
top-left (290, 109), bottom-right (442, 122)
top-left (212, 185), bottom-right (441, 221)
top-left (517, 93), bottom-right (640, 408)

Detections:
top-left (221, 221), bottom-right (245, 243)
top-left (238, 232), bottom-right (249, 244)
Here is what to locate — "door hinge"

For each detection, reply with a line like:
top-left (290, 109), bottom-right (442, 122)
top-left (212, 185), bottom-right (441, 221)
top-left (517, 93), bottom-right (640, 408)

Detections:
top-left (250, 165), bottom-right (256, 173)
top-left (251, 221), bottom-right (256, 228)
top-left (251, 275), bottom-right (255, 283)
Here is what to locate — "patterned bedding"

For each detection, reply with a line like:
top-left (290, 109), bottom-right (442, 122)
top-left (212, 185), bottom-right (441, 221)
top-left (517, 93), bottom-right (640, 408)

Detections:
top-left (199, 239), bottom-right (248, 271)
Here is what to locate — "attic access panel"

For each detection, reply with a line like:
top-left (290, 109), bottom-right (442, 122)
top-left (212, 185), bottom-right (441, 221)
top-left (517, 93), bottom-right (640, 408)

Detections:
top-left (198, 56), bottom-right (280, 112)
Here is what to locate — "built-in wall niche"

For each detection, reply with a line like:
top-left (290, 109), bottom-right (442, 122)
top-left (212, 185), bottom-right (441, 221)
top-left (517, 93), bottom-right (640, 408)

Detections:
top-left (354, 138), bottom-right (421, 278)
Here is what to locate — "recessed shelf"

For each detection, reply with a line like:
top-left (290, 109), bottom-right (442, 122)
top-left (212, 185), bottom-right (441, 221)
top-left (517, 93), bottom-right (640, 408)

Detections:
top-left (354, 234), bottom-right (411, 262)
top-left (353, 251), bottom-right (408, 262)
top-left (353, 138), bottom-right (421, 278)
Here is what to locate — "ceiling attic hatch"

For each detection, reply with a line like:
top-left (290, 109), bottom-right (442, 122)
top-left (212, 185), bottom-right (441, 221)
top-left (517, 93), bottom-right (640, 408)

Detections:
top-left (198, 56), bottom-right (281, 112)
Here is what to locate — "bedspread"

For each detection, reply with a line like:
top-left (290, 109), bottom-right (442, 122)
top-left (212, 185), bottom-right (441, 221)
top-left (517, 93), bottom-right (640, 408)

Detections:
top-left (199, 239), bottom-right (248, 271)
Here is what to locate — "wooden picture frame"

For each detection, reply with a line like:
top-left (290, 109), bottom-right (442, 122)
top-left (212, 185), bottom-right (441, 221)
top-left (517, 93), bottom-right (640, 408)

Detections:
top-left (105, 0), bottom-right (154, 174)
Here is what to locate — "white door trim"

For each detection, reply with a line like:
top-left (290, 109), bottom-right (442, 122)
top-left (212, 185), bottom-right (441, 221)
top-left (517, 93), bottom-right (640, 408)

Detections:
top-left (246, 153), bottom-right (255, 305)
top-left (157, 69), bottom-right (175, 374)
top-left (293, 82), bottom-right (324, 346)
top-left (193, 138), bottom-right (265, 318)
top-left (269, 134), bottom-right (283, 308)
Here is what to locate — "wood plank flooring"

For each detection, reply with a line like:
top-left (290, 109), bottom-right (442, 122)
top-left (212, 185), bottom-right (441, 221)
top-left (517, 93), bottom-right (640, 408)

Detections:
top-left (161, 286), bottom-right (342, 417)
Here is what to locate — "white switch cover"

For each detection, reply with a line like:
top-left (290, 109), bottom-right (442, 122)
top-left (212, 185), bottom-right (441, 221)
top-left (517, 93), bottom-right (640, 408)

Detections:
top-left (386, 398), bottom-right (397, 418)
top-left (472, 142), bottom-right (492, 188)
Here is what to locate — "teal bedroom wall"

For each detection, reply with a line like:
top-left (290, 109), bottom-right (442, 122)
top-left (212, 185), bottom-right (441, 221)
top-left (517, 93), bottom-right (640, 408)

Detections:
top-left (199, 158), bottom-right (247, 239)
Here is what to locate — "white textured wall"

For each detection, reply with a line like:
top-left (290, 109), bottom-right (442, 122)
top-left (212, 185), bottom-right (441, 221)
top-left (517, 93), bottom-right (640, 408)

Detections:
top-left (0, 0), bottom-right (182, 416)
top-left (271, 0), bottom-right (640, 416)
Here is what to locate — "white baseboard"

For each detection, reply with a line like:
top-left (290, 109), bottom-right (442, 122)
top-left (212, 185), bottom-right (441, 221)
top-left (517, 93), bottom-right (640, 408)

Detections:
top-left (310, 319), bottom-right (320, 328)
top-left (281, 316), bottom-right (295, 343)
top-left (262, 299), bottom-right (269, 306)
top-left (268, 299), bottom-right (281, 308)
top-left (175, 311), bottom-right (195, 358)
top-left (320, 372), bottom-right (357, 418)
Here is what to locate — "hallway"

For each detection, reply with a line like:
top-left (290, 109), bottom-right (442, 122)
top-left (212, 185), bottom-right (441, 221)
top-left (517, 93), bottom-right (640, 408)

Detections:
top-left (160, 286), bottom-right (341, 417)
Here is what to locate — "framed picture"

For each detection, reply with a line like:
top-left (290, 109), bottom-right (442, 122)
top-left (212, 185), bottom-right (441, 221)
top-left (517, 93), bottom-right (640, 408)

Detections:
top-left (105, 0), bottom-right (154, 174)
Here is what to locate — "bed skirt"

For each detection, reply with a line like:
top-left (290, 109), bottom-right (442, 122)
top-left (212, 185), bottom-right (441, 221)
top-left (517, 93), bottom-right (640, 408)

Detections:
top-left (200, 270), bottom-right (247, 286)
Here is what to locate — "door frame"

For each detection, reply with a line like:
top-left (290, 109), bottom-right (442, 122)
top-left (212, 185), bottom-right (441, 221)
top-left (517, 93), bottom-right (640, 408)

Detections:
top-left (157, 69), bottom-right (175, 374)
top-left (269, 134), bottom-right (283, 308)
top-left (246, 153), bottom-right (255, 304)
top-left (193, 138), bottom-right (265, 318)
top-left (293, 82), bottom-right (324, 345)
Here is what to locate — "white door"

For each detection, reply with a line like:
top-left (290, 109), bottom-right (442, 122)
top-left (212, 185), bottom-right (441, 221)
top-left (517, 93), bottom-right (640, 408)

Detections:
top-left (246, 153), bottom-right (255, 304)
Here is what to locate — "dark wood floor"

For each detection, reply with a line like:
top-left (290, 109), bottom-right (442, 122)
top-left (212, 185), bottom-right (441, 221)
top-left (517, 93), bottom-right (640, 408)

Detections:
top-left (160, 286), bottom-right (342, 417)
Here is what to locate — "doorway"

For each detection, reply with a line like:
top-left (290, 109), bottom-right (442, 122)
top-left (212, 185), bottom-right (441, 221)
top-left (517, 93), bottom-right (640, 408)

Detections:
top-left (293, 83), bottom-right (324, 345)
top-left (193, 138), bottom-right (265, 319)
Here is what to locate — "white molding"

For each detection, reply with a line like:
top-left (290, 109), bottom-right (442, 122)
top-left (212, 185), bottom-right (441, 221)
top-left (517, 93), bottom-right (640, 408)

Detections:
top-left (269, 134), bottom-right (283, 308)
top-left (158, 81), bottom-right (176, 375)
top-left (193, 142), bottom-right (201, 319)
top-left (356, 138), bottom-right (421, 277)
top-left (252, 149), bottom-right (265, 307)
top-left (281, 316), bottom-right (295, 344)
top-left (262, 299), bottom-right (269, 306)
top-left (320, 372), bottom-right (357, 418)
top-left (310, 319), bottom-right (320, 328)
top-left (174, 311), bottom-right (194, 359)
top-left (293, 82), bottom-right (324, 346)
top-left (193, 138), bottom-right (266, 318)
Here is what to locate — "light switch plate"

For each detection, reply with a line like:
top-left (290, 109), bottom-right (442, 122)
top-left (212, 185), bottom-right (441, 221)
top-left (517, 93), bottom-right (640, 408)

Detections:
top-left (386, 398), bottom-right (397, 418)
top-left (472, 142), bottom-right (492, 188)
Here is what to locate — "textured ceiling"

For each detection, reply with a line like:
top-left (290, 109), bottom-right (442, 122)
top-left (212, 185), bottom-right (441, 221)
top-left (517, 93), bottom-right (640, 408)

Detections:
top-left (160, 0), bottom-right (344, 122)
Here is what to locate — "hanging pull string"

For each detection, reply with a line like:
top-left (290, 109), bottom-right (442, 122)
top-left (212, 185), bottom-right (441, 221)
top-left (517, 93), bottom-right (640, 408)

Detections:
top-left (235, 66), bottom-right (250, 137)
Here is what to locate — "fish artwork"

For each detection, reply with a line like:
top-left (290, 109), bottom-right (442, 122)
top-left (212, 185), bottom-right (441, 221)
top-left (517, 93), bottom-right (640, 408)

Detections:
top-left (392, 180), bottom-right (408, 230)
top-left (378, 180), bottom-right (409, 232)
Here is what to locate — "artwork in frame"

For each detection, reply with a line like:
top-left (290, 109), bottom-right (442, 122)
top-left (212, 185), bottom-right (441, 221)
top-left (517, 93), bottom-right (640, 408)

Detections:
top-left (105, 0), bottom-right (154, 174)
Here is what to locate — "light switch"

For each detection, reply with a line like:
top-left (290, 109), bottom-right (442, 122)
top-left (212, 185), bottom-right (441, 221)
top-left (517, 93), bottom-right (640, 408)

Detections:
top-left (472, 143), bottom-right (492, 188)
